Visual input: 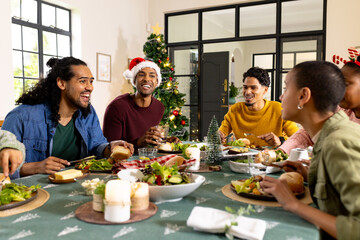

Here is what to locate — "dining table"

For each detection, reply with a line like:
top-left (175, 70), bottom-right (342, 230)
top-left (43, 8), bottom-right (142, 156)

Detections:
top-left (2, 154), bottom-right (319, 240)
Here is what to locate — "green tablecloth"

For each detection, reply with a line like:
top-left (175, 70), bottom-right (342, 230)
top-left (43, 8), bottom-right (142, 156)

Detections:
top-left (2, 161), bottom-right (319, 240)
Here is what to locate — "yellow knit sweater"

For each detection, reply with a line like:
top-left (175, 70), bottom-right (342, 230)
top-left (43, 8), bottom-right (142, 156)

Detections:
top-left (219, 100), bottom-right (298, 146)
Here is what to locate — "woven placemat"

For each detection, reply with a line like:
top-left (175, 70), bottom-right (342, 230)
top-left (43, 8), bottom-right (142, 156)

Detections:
top-left (0, 189), bottom-right (50, 217)
top-left (222, 184), bottom-right (312, 207)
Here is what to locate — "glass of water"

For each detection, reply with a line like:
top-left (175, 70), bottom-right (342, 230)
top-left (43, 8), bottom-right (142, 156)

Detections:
top-left (248, 154), bottom-right (266, 177)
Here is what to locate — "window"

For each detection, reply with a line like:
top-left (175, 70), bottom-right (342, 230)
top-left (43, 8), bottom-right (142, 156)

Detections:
top-left (11, 0), bottom-right (71, 101)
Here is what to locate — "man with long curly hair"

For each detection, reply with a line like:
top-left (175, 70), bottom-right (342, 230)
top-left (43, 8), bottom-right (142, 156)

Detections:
top-left (2, 57), bottom-right (133, 179)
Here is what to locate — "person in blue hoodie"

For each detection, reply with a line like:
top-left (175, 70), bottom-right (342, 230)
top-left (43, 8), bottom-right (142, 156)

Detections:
top-left (2, 57), bottom-right (133, 179)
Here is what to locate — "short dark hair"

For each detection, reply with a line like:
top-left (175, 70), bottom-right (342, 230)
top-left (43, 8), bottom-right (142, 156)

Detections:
top-left (243, 67), bottom-right (270, 87)
top-left (292, 61), bottom-right (345, 113)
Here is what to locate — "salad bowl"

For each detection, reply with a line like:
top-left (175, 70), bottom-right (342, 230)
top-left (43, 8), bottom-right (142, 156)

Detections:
top-left (148, 174), bottom-right (205, 202)
top-left (117, 169), bottom-right (205, 202)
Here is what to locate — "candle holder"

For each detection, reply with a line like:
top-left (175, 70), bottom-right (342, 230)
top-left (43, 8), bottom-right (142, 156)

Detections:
top-left (131, 182), bottom-right (149, 211)
top-left (104, 180), bottom-right (131, 223)
top-left (104, 200), bottom-right (131, 222)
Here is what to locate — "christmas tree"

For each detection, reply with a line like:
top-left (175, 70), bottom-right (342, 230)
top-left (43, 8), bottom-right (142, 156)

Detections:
top-left (205, 115), bottom-right (222, 165)
top-left (143, 33), bottom-right (189, 140)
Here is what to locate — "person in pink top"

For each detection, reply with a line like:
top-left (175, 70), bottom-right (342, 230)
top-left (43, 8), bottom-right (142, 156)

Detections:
top-left (279, 49), bottom-right (360, 154)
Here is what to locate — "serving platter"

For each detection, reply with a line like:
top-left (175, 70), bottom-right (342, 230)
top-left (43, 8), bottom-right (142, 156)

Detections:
top-left (0, 190), bottom-right (38, 211)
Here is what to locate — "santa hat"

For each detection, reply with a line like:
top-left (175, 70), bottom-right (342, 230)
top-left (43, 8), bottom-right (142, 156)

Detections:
top-left (123, 57), bottom-right (162, 87)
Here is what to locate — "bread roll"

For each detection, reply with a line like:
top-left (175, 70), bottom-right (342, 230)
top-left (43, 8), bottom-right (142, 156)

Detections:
top-left (0, 173), bottom-right (11, 184)
top-left (164, 156), bottom-right (185, 167)
top-left (111, 146), bottom-right (131, 161)
top-left (238, 138), bottom-right (251, 146)
top-left (279, 172), bottom-right (304, 193)
top-left (255, 149), bottom-right (277, 163)
top-left (158, 142), bottom-right (172, 151)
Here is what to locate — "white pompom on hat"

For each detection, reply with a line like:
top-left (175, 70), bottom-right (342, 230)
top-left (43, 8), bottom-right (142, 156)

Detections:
top-left (123, 57), bottom-right (162, 87)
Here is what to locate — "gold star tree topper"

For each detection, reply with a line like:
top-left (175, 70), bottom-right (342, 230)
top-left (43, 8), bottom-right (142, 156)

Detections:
top-left (151, 23), bottom-right (162, 35)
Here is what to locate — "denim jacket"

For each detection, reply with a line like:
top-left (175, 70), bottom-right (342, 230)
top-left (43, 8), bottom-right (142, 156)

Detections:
top-left (2, 103), bottom-right (108, 179)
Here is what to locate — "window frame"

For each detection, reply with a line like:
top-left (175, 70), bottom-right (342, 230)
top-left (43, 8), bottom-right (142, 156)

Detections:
top-left (11, 0), bottom-right (72, 100)
top-left (165, 0), bottom-right (327, 140)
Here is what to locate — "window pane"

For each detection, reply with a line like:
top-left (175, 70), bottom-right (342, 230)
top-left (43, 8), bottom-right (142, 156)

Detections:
top-left (254, 54), bottom-right (273, 69)
top-left (296, 52), bottom-right (317, 64)
top-left (177, 76), bottom-right (198, 105)
top-left (57, 8), bottom-right (70, 31)
top-left (14, 78), bottom-right (23, 101)
top-left (283, 40), bottom-right (317, 52)
top-left (13, 50), bottom-right (23, 77)
top-left (282, 53), bottom-right (294, 69)
top-left (203, 8), bottom-right (235, 40)
top-left (240, 4), bottom-right (276, 37)
top-left (23, 52), bottom-right (39, 78)
top-left (282, 0), bottom-right (323, 33)
top-left (43, 31), bottom-right (57, 55)
top-left (57, 34), bottom-right (70, 57)
top-left (181, 106), bottom-right (199, 141)
top-left (22, 0), bottom-right (37, 24)
top-left (22, 26), bottom-right (38, 52)
top-left (173, 49), bottom-right (198, 75)
top-left (11, 0), bottom-right (20, 18)
top-left (25, 79), bottom-right (38, 91)
top-left (11, 24), bottom-right (22, 49)
top-left (168, 13), bottom-right (198, 43)
top-left (42, 3), bottom-right (55, 27)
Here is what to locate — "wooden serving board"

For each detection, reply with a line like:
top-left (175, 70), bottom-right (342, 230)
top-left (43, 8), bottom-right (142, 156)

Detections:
top-left (75, 202), bottom-right (158, 225)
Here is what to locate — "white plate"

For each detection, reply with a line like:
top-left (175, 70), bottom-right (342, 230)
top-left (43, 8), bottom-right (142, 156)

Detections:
top-left (228, 161), bottom-right (282, 174)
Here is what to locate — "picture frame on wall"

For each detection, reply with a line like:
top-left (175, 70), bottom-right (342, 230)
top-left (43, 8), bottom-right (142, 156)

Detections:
top-left (97, 53), bottom-right (111, 82)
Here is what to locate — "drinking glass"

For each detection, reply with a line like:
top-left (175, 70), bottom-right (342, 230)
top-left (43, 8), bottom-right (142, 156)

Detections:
top-left (157, 124), bottom-right (169, 143)
top-left (138, 148), bottom-right (158, 161)
top-left (248, 154), bottom-right (266, 177)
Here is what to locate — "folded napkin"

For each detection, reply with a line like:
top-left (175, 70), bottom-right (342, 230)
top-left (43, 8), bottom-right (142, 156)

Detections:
top-left (117, 154), bottom-right (196, 170)
top-left (187, 206), bottom-right (266, 240)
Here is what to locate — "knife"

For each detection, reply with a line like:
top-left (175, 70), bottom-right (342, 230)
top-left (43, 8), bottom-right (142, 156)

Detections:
top-left (68, 155), bottom-right (95, 165)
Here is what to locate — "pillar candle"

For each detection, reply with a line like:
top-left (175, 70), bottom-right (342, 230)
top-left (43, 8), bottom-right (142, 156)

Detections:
top-left (186, 147), bottom-right (201, 170)
top-left (104, 180), bottom-right (131, 222)
top-left (131, 182), bottom-right (149, 211)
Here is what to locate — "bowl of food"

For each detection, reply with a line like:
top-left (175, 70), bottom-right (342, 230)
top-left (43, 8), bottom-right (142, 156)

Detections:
top-left (117, 162), bottom-right (205, 202)
top-left (148, 174), bottom-right (205, 202)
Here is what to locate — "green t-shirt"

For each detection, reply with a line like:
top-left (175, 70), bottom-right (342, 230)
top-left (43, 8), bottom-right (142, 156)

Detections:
top-left (51, 118), bottom-right (80, 161)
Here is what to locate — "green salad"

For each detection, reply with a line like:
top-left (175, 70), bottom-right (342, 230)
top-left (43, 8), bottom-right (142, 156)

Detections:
top-left (78, 158), bottom-right (112, 170)
top-left (275, 150), bottom-right (288, 162)
top-left (0, 183), bottom-right (41, 206)
top-left (227, 139), bottom-right (246, 147)
top-left (140, 162), bottom-right (191, 186)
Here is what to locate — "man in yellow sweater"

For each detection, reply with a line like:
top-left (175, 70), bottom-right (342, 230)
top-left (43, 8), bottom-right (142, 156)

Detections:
top-left (219, 67), bottom-right (298, 147)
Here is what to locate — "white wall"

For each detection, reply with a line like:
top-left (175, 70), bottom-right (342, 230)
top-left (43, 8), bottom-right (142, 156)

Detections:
top-left (1, 0), bottom-right (359, 125)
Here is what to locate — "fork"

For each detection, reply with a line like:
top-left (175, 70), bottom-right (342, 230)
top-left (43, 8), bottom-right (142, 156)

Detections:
top-left (244, 133), bottom-right (255, 137)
